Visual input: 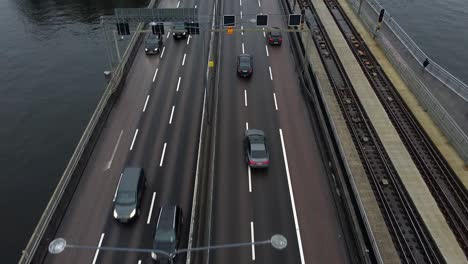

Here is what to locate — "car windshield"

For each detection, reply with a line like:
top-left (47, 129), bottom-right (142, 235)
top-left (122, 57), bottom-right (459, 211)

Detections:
top-left (146, 36), bottom-right (158, 43)
top-left (116, 191), bottom-right (136, 205)
top-left (239, 57), bottom-right (250, 68)
top-left (155, 229), bottom-right (175, 243)
top-left (252, 149), bottom-right (267, 159)
top-left (271, 32), bottom-right (281, 37)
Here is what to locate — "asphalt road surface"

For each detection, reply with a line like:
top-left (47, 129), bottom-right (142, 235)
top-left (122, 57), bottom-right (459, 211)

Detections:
top-left (43, 0), bottom-right (209, 262)
top-left (41, 0), bottom-right (353, 262)
top-left (207, 0), bottom-right (352, 262)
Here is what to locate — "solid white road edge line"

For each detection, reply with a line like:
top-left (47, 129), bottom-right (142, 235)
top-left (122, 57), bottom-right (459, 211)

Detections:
top-left (113, 173), bottom-right (123, 202)
top-left (250, 222), bottom-right (256, 260)
top-left (279, 129), bottom-right (306, 264)
top-left (91, 233), bottom-right (105, 264)
top-left (147, 192), bottom-right (157, 224)
top-left (106, 130), bottom-right (123, 170)
top-left (159, 143), bottom-right (167, 167)
top-left (169, 105), bottom-right (175, 124)
top-left (273, 93), bottom-right (278, 110)
top-left (160, 46), bottom-right (166, 58)
top-left (152, 68), bottom-right (159, 82)
top-left (143, 95), bottom-right (150, 112)
top-left (187, 88), bottom-right (207, 264)
top-left (130, 129), bottom-right (139, 151)
top-left (182, 53), bottom-right (187, 66)
top-left (269, 66), bottom-right (273, 80)
top-left (265, 45), bottom-right (269, 57)
top-left (177, 76), bottom-right (182, 92)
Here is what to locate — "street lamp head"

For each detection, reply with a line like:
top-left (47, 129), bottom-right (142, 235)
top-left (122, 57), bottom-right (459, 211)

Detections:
top-left (49, 238), bottom-right (67, 254)
top-left (270, 234), bottom-right (287, 250)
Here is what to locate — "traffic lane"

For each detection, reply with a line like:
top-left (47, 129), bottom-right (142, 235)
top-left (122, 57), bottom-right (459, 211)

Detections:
top-left (43, 37), bottom-right (161, 264)
top-left (96, 16), bottom-right (208, 263)
top-left (209, 35), bottom-right (253, 263)
top-left (266, 12), bottom-right (352, 263)
top-left (130, 34), bottom-right (206, 262)
top-left (237, 35), bottom-right (302, 264)
top-left (96, 38), bottom-right (189, 264)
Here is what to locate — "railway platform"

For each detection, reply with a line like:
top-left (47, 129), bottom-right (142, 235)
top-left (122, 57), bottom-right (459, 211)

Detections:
top-left (305, 0), bottom-right (467, 262)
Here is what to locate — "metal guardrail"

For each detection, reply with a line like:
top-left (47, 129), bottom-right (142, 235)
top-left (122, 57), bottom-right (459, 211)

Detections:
top-left (346, 0), bottom-right (468, 163)
top-left (18, 1), bottom-right (156, 263)
top-left (356, 0), bottom-right (468, 102)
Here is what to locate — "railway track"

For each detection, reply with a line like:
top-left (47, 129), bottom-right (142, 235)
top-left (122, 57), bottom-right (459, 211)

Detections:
top-left (305, 3), bottom-right (443, 263)
top-left (322, 0), bottom-right (468, 257)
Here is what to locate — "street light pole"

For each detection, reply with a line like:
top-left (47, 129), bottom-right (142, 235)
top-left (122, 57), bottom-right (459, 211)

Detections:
top-left (48, 234), bottom-right (287, 264)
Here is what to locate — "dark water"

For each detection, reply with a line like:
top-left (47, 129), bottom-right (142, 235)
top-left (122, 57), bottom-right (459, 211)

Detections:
top-left (380, 0), bottom-right (468, 83)
top-left (0, 0), bottom-right (466, 262)
top-left (0, 0), bottom-right (147, 262)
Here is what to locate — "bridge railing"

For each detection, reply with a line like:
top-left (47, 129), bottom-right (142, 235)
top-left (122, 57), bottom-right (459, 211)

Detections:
top-left (18, 1), bottom-right (156, 263)
top-left (346, 0), bottom-right (468, 163)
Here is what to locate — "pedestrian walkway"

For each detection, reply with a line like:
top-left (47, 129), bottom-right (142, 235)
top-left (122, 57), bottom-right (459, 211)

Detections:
top-left (308, 0), bottom-right (467, 262)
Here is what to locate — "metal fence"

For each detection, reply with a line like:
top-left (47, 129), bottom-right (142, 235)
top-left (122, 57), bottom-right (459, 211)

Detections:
top-left (346, 0), bottom-right (468, 163)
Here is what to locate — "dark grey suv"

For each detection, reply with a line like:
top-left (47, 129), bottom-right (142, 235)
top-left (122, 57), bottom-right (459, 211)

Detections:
top-left (172, 22), bottom-right (187, 39)
top-left (151, 206), bottom-right (183, 262)
top-left (113, 167), bottom-right (146, 223)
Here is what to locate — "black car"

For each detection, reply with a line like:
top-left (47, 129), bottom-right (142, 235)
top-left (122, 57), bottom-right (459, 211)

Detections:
top-left (145, 34), bottom-right (163, 55)
top-left (244, 129), bottom-right (270, 168)
top-left (172, 22), bottom-right (187, 39)
top-left (113, 168), bottom-right (146, 223)
top-left (267, 27), bottom-right (282, 46)
top-left (151, 206), bottom-right (183, 262)
top-left (237, 54), bottom-right (253, 78)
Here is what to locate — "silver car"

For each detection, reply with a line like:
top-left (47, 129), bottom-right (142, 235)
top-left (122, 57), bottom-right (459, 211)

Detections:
top-left (244, 129), bottom-right (270, 168)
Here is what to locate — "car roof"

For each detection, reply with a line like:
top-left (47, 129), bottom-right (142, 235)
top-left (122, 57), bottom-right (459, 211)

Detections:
top-left (238, 53), bottom-right (251, 59)
top-left (246, 129), bottom-right (264, 137)
top-left (119, 167), bottom-right (142, 192)
top-left (155, 206), bottom-right (178, 232)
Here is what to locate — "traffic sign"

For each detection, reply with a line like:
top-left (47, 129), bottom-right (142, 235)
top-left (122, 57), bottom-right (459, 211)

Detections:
top-left (288, 14), bottom-right (301, 26)
top-left (224, 15), bottom-right (236, 27)
top-left (256, 14), bottom-right (268, 26)
top-left (116, 23), bottom-right (130, 35)
top-left (150, 22), bottom-right (164, 35)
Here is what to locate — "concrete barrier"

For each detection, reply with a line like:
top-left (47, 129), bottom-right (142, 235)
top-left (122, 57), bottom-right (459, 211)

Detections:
top-left (18, 1), bottom-right (156, 263)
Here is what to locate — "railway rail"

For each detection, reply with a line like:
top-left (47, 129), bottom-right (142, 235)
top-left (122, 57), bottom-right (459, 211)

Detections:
top-left (305, 2), bottom-right (443, 263)
top-left (322, 0), bottom-right (468, 257)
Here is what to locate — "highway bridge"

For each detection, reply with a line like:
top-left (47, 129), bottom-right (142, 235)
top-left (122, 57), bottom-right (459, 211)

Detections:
top-left (19, 0), bottom-right (468, 262)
